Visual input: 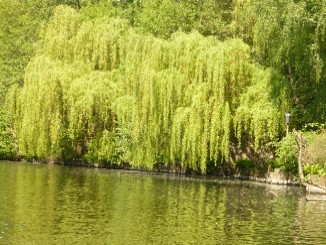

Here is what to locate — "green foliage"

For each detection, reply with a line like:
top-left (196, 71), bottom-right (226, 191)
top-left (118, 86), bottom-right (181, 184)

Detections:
top-left (275, 128), bottom-right (326, 177)
top-left (85, 128), bottom-right (131, 165)
top-left (0, 0), bottom-right (43, 88)
top-left (303, 164), bottom-right (320, 175)
top-left (235, 159), bottom-right (255, 169)
top-left (303, 129), bottom-right (326, 171)
top-left (303, 162), bottom-right (326, 179)
top-left (0, 110), bottom-right (16, 160)
top-left (234, 67), bottom-right (290, 149)
top-left (2, 2), bottom-right (324, 167)
top-left (0, 0), bottom-right (324, 176)
top-left (120, 0), bottom-right (234, 39)
top-left (6, 6), bottom-right (288, 172)
top-left (80, 0), bottom-right (326, 128)
top-left (274, 133), bottom-right (298, 174)
top-left (318, 165), bottom-right (326, 177)
top-left (0, 0), bottom-right (75, 89)
top-left (0, 0), bottom-right (90, 161)
top-left (233, 0), bottom-right (326, 126)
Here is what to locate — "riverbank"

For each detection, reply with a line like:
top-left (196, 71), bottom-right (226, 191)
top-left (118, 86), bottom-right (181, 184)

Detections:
top-left (6, 159), bottom-right (302, 187)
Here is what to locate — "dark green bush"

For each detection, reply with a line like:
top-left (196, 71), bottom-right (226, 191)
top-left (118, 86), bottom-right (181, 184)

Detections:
top-left (235, 159), bottom-right (255, 169)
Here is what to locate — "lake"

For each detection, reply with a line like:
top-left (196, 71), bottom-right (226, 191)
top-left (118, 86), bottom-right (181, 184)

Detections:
top-left (0, 161), bottom-right (325, 244)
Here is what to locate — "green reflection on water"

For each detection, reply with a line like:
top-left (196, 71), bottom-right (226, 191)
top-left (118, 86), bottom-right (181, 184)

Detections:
top-left (0, 162), bottom-right (325, 244)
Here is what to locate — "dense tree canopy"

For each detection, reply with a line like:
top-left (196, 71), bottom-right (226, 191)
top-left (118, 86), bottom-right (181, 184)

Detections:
top-left (0, 1), bottom-right (325, 173)
top-left (0, 0), bottom-right (89, 159)
top-left (233, 0), bottom-right (326, 126)
top-left (6, 6), bottom-right (289, 172)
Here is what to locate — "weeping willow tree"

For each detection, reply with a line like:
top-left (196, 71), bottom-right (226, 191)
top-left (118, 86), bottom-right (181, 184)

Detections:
top-left (6, 5), bottom-right (289, 172)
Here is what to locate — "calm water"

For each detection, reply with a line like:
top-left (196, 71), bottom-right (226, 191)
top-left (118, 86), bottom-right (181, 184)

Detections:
top-left (0, 162), bottom-right (325, 244)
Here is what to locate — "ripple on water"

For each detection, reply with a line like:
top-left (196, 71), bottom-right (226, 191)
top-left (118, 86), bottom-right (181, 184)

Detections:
top-left (0, 162), bottom-right (325, 244)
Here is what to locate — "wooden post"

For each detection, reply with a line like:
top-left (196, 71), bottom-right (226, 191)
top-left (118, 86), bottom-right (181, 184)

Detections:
top-left (286, 124), bottom-right (289, 136)
top-left (294, 130), bottom-right (304, 183)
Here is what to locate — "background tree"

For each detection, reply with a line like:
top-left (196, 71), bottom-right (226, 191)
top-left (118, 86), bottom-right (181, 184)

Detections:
top-left (233, 0), bottom-right (326, 126)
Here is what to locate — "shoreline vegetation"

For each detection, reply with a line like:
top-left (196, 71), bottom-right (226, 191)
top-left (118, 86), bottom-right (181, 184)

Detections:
top-left (0, 1), bottom-right (325, 184)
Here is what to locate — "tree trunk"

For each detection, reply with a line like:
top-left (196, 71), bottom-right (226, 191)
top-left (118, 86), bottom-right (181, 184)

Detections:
top-left (294, 130), bottom-right (305, 183)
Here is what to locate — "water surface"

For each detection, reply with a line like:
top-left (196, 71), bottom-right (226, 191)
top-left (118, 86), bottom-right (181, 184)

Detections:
top-left (0, 161), bottom-right (325, 244)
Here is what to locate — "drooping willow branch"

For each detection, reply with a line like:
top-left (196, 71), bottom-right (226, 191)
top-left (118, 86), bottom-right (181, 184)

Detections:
top-left (6, 6), bottom-right (289, 172)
